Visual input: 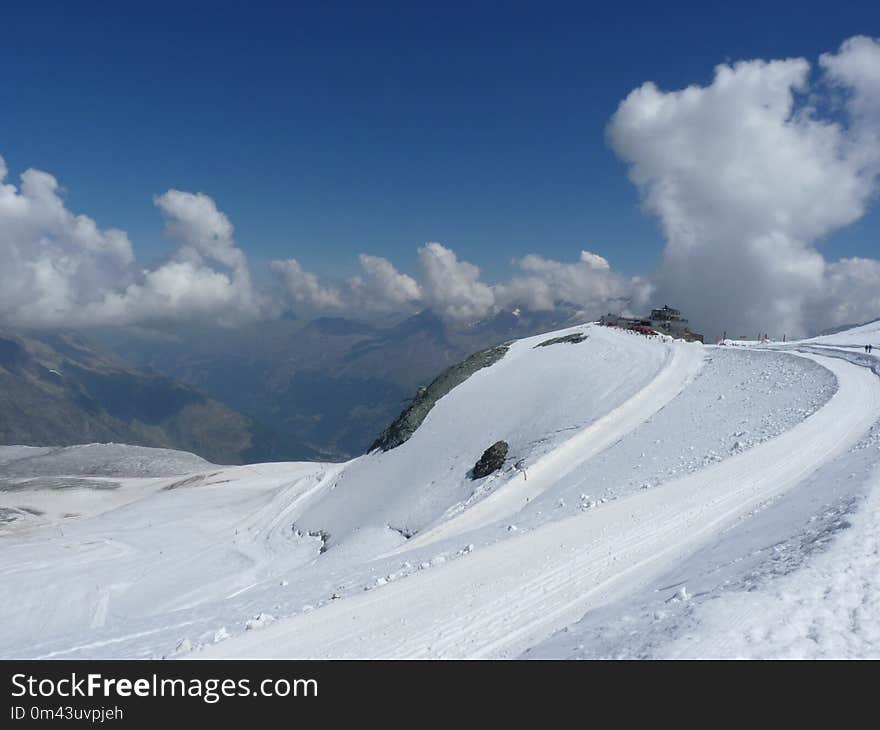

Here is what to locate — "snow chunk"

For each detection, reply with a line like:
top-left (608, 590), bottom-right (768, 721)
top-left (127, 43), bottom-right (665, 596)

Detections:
top-left (245, 613), bottom-right (276, 631)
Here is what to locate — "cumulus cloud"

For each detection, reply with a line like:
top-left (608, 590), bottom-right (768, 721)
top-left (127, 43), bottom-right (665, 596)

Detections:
top-left (272, 243), bottom-right (650, 325)
top-left (271, 253), bottom-right (421, 316)
top-left (273, 244), bottom-right (493, 324)
top-left (273, 244), bottom-right (496, 324)
top-left (1, 151), bottom-right (636, 331)
top-left (155, 190), bottom-right (246, 272)
top-left (348, 254), bottom-right (422, 313)
top-left (0, 158), bottom-right (262, 328)
top-left (270, 258), bottom-right (346, 311)
top-left (821, 35), bottom-right (880, 138)
top-left (496, 250), bottom-right (651, 317)
top-left (0, 159), bottom-right (134, 328)
top-left (608, 35), bottom-right (880, 338)
top-left (416, 243), bottom-right (497, 323)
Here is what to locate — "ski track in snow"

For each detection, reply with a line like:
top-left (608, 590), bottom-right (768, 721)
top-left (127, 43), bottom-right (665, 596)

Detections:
top-left (199, 352), bottom-right (880, 658)
top-left (525, 418), bottom-right (880, 659)
top-left (656, 457), bottom-right (880, 659)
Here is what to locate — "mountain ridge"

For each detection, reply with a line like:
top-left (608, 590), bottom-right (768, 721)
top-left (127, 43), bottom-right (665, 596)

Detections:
top-left (0, 328), bottom-right (309, 464)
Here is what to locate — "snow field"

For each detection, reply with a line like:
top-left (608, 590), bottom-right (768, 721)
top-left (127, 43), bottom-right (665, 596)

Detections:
top-left (3, 322), bottom-right (879, 659)
top-left (202, 352), bottom-right (878, 658)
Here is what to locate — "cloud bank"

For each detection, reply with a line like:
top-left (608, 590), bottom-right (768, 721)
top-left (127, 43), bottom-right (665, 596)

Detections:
top-left (4, 151), bottom-right (632, 330)
top-left (0, 162), bottom-right (261, 328)
top-left (2, 36), bottom-right (878, 335)
top-left (495, 250), bottom-right (651, 316)
top-left (271, 243), bottom-right (647, 324)
top-left (608, 35), bottom-right (880, 338)
top-left (270, 36), bottom-right (880, 335)
top-left (270, 253), bottom-right (422, 316)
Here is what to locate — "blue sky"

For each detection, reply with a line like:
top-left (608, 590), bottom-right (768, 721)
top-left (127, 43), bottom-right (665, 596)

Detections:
top-left (2, 0), bottom-right (878, 283)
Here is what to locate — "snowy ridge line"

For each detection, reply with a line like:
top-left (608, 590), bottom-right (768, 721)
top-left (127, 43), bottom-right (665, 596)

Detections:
top-left (395, 340), bottom-right (705, 553)
top-left (282, 322), bottom-right (669, 555)
top-left (199, 353), bottom-right (878, 659)
top-left (776, 344), bottom-right (880, 378)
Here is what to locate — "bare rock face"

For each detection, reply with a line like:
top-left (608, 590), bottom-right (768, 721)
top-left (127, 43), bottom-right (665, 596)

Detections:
top-left (534, 332), bottom-right (588, 348)
top-left (471, 440), bottom-right (509, 479)
top-left (369, 343), bottom-right (510, 453)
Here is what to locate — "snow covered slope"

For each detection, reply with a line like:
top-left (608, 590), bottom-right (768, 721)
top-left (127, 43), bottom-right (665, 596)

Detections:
top-left (804, 319), bottom-right (880, 348)
top-left (3, 320), bottom-right (880, 659)
top-left (295, 324), bottom-right (701, 554)
top-left (0, 444), bottom-right (220, 531)
top-left (0, 443), bottom-right (215, 478)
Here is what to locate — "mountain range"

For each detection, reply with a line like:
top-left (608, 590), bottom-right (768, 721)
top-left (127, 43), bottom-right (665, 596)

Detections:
top-left (0, 328), bottom-right (283, 464)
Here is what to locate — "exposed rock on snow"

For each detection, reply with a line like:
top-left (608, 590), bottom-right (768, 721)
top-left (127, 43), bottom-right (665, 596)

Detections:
top-left (389, 524), bottom-right (414, 539)
top-left (369, 343), bottom-right (510, 452)
top-left (471, 441), bottom-right (509, 479)
top-left (0, 477), bottom-right (121, 493)
top-left (295, 324), bottom-right (672, 553)
top-left (534, 333), bottom-right (588, 348)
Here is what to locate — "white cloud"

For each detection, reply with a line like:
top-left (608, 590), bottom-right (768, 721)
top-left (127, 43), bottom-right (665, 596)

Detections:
top-left (271, 253), bottom-right (421, 316)
top-left (272, 243), bottom-right (649, 324)
top-left (608, 36), bottom-right (880, 338)
top-left (270, 258), bottom-right (345, 311)
top-left (821, 35), bottom-right (880, 135)
top-left (810, 257), bottom-right (880, 329)
top-left (0, 160), bottom-right (134, 328)
top-left (0, 157), bottom-right (262, 328)
top-left (578, 250), bottom-right (612, 270)
top-left (10, 151), bottom-right (641, 330)
top-left (496, 250), bottom-right (651, 317)
top-left (416, 243), bottom-right (496, 323)
top-left (154, 190), bottom-right (245, 272)
top-left (348, 254), bottom-right (422, 313)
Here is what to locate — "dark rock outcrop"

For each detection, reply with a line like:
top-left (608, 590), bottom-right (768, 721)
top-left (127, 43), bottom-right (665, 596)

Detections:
top-left (369, 343), bottom-right (510, 452)
top-left (534, 332), bottom-right (588, 348)
top-left (471, 440), bottom-right (509, 479)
